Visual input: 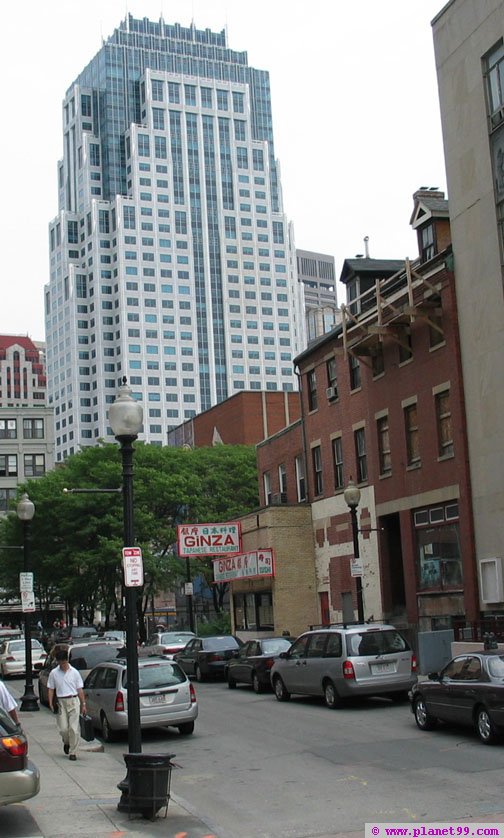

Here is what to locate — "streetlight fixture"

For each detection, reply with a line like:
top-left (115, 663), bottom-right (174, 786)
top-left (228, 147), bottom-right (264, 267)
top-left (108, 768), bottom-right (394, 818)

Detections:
top-left (343, 478), bottom-right (365, 623)
top-left (16, 493), bottom-right (39, 712)
top-left (109, 378), bottom-right (143, 756)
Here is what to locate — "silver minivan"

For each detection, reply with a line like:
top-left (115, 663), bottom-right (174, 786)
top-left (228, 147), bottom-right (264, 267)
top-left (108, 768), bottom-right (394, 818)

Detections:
top-left (270, 623), bottom-right (417, 708)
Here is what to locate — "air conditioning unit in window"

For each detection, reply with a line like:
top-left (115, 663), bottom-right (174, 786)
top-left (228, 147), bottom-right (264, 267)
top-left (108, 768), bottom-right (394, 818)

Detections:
top-left (478, 557), bottom-right (504, 603)
top-left (326, 386), bottom-right (337, 401)
top-left (271, 492), bottom-right (287, 505)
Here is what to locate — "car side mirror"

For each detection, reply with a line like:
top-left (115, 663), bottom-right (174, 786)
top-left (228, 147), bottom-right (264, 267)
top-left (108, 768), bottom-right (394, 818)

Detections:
top-left (71, 657), bottom-right (86, 670)
top-left (278, 651), bottom-right (289, 660)
top-left (428, 672), bottom-right (440, 681)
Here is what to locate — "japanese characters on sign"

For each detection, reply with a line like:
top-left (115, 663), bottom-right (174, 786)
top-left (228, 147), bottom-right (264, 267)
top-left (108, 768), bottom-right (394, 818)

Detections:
top-left (213, 549), bottom-right (275, 582)
top-left (177, 522), bottom-right (242, 557)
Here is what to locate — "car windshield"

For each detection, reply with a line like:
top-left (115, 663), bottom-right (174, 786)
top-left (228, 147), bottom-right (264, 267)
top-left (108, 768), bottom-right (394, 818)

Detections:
top-left (159, 632), bottom-right (194, 644)
top-left (71, 645), bottom-right (123, 669)
top-left (346, 630), bottom-right (409, 656)
top-left (202, 636), bottom-right (240, 651)
top-left (129, 662), bottom-right (187, 690)
top-left (8, 640), bottom-right (42, 652)
top-left (487, 655), bottom-right (504, 677)
top-left (261, 638), bottom-right (293, 654)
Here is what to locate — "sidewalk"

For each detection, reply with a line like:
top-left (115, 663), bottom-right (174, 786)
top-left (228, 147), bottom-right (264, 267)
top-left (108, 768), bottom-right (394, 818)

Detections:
top-left (6, 682), bottom-right (218, 838)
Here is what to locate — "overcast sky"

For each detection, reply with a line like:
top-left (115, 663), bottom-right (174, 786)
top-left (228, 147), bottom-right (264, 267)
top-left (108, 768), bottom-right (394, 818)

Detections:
top-left (0, 0), bottom-right (447, 342)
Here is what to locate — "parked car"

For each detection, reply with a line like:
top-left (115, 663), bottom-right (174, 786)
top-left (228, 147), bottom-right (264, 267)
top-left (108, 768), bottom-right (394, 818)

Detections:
top-left (0, 706), bottom-right (40, 807)
top-left (226, 637), bottom-right (294, 693)
top-left (141, 631), bottom-right (196, 660)
top-left (0, 638), bottom-right (46, 678)
top-left (0, 629), bottom-right (22, 645)
top-left (270, 623), bottom-right (417, 708)
top-left (100, 630), bottom-right (126, 644)
top-left (410, 651), bottom-right (504, 744)
top-left (175, 636), bottom-right (243, 681)
top-left (38, 641), bottom-right (124, 705)
top-left (83, 656), bottom-right (198, 741)
top-left (46, 625), bottom-right (101, 649)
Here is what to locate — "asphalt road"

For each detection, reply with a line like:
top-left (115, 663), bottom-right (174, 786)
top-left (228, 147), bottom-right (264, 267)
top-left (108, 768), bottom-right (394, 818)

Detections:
top-left (102, 679), bottom-right (504, 838)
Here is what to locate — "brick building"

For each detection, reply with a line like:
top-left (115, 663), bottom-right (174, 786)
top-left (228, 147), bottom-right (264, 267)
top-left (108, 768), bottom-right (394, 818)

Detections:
top-left (256, 189), bottom-right (477, 633)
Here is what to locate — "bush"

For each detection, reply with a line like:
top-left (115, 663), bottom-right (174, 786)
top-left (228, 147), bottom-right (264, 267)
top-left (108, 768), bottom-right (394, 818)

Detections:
top-left (197, 613), bottom-right (232, 636)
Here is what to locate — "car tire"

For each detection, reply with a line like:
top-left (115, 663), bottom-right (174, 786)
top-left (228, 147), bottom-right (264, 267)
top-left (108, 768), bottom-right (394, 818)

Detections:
top-left (227, 674), bottom-right (237, 689)
top-left (178, 721), bottom-right (195, 735)
top-left (414, 696), bottom-right (437, 731)
top-left (273, 675), bottom-right (290, 702)
top-left (1, 666), bottom-right (9, 680)
top-left (252, 672), bottom-right (264, 694)
top-left (101, 713), bottom-right (117, 743)
top-left (476, 706), bottom-right (500, 745)
top-left (195, 664), bottom-right (205, 683)
top-left (38, 683), bottom-right (48, 706)
top-left (323, 680), bottom-right (344, 709)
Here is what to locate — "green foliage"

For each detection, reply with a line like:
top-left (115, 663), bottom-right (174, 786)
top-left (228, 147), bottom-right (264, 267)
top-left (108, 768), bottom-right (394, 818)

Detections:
top-left (197, 612), bottom-right (232, 636)
top-left (0, 443), bottom-right (259, 623)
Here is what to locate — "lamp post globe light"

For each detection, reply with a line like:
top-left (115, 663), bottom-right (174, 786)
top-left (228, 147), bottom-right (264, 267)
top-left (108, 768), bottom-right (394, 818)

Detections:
top-left (16, 493), bottom-right (39, 712)
top-left (343, 478), bottom-right (365, 624)
top-left (109, 378), bottom-right (143, 758)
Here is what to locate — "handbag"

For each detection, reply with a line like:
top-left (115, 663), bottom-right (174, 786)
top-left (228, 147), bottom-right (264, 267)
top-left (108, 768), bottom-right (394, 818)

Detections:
top-left (79, 713), bottom-right (94, 742)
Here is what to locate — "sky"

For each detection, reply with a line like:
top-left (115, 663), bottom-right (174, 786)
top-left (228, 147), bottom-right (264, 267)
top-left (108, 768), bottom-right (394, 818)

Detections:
top-left (0, 0), bottom-right (447, 342)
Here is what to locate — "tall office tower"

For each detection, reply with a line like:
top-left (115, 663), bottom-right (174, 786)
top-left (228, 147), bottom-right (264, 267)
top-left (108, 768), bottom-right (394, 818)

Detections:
top-left (45, 15), bottom-right (306, 462)
top-left (296, 249), bottom-right (338, 341)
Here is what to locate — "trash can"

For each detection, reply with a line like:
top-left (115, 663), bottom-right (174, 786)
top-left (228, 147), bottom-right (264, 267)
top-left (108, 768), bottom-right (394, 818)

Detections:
top-left (123, 753), bottom-right (175, 820)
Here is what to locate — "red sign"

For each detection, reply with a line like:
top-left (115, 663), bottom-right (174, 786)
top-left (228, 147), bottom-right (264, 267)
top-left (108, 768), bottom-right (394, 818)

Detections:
top-left (122, 547), bottom-right (144, 587)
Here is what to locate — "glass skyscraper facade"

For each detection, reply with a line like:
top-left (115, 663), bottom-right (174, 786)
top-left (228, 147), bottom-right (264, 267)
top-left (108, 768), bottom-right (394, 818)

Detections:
top-left (45, 15), bottom-right (306, 461)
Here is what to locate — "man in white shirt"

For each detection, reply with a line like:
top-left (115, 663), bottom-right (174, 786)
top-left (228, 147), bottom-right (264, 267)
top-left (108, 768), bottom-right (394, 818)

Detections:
top-left (47, 648), bottom-right (87, 760)
top-left (0, 680), bottom-right (19, 724)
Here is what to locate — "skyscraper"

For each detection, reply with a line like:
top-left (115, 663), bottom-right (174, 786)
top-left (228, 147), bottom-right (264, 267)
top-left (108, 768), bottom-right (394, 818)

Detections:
top-left (45, 15), bottom-right (306, 461)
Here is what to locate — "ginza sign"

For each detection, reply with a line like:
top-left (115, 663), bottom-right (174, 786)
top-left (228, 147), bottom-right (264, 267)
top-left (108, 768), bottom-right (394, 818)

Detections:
top-left (213, 549), bottom-right (275, 582)
top-left (177, 522), bottom-right (242, 556)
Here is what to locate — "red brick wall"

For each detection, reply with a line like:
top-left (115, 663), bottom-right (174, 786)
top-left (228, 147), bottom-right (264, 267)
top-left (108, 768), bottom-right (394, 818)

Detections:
top-left (186, 391), bottom-right (301, 447)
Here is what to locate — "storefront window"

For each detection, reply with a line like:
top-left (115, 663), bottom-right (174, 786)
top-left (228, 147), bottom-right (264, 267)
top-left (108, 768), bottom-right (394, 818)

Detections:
top-left (416, 511), bottom-right (462, 591)
top-left (233, 591), bottom-right (273, 630)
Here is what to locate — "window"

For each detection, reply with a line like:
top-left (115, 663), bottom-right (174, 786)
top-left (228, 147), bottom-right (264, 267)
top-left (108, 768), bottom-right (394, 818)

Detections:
top-left (377, 415), bottom-right (391, 475)
top-left (98, 210), bottom-right (109, 234)
top-left (486, 43), bottom-right (504, 125)
top-left (436, 390), bottom-right (453, 458)
top-left (138, 134), bottom-right (150, 157)
top-left (429, 308), bottom-right (445, 348)
top-left (312, 445), bottom-right (323, 495)
top-left (307, 369), bottom-right (318, 411)
top-left (398, 326), bottom-right (413, 363)
top-left (354, 428), bottom-right (367, 483)
top-left (332, 437), bottom-right (344, 490)
top-left (0, 419), bottom-right (16, 439)
top-left (152, 108), bottom-right (164, 130)
top-left (278, 464), bottom-right (287, 497)
top-left (349, 354), bottom-right (361, 390)
top-left (0, 454), bottom-right (17, 477)
top-left (295, 455), bottom-right (306, 502)
top-left (415, 502), bottom-right (462, 591)
top-left (23, 418), bottom-right (44, 439)
top-left (0, 488), bottom-right (16, 513)
top-left (237, 147), bottom-right (248, 169)
top-left (263, 471), bottom-right (272, 505)
top-left (151, 79), bottom-right (164, 101)
top-left (420, 224), bottom-right (435, 262)
top-left (168, 82), bottom-right (180, 103)
top-left (201, 87), bottom-right (213, 108)
top-left (326, 357), bottom-right (338, 398)
top-left (217, 89), bottom-right (228, 111)
top-left (89, 144), bottom-right (100, 166)
top-left (371, 345), bottom-right (384, 377)
top-left (24, 454), bottom-right (45, 477)
top-left (404, 403), bottom-right (420, 466)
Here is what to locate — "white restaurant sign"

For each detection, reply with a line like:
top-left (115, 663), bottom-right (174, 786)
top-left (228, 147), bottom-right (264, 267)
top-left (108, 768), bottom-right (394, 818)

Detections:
top-left (177, 522), bottom-right (242, 557)
top-left (213, 549), bottom-right (275, 583)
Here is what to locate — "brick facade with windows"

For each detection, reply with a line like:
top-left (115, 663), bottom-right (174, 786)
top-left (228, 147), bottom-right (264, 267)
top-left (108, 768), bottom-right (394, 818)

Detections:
top-left (257, 190), bottom-right (478, 631)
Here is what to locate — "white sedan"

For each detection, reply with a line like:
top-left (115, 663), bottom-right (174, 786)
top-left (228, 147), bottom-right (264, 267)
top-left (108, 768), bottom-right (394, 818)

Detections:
top-left (0, 638), bottom-right (46, 678)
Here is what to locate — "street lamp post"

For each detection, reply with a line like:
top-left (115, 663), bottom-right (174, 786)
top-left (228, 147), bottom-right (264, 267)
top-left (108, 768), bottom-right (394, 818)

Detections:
top-left (109, 378), bottom-right (143, 757)
top-left (16, 493), bottom-right (39, 712)
top-left (344, 478), bottom-right (365, 623)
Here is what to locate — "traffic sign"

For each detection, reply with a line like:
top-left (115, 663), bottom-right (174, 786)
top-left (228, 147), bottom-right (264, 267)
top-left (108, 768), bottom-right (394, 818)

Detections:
top-left (122, 547), bottom-right (144, 587)
top-left (184, 582), bottom-right (194, 596)
top-left (21, 590), bottom-right (35, 612)
top-left (19, 572), bottom-right (33, 592)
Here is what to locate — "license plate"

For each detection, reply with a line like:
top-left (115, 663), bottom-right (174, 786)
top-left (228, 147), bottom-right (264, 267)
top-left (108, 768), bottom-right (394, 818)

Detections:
top-left (370, 662), bottom-right (395, 675)
top-left (149, 694), bottom-right (167, 705)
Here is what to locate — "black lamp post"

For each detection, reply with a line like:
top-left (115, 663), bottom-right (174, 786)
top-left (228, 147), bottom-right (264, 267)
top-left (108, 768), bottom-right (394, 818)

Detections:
top-left (17, 493), bottom-right (39, 712)
top-left (109, 378), bottom-right (143, 756)
top-left (343, 478), bottom-right (365, 623)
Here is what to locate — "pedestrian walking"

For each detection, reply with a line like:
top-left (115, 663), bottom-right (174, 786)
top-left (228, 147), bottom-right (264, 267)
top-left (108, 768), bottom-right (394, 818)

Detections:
top-left (0, 679), bottom-right (20, 725)
top-left (47, 648), bottom-right (87, 760)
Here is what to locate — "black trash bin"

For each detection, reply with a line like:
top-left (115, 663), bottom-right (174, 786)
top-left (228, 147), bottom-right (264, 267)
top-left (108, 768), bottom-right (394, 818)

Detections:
top-left (123, 752), bottom-right (175, 820)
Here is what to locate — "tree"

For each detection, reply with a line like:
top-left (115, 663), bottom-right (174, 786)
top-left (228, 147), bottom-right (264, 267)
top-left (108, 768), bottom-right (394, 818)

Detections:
top-left (0, 442), bottom-right (259, 631)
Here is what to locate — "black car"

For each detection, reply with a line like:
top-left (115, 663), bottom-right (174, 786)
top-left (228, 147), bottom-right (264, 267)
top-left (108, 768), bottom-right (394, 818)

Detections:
top-left (410, 651), bottom-right (504, 744)
top-left (175, 635), bottom-right (243, 681)
top-left (226, 637), bottom-right (293, 693)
